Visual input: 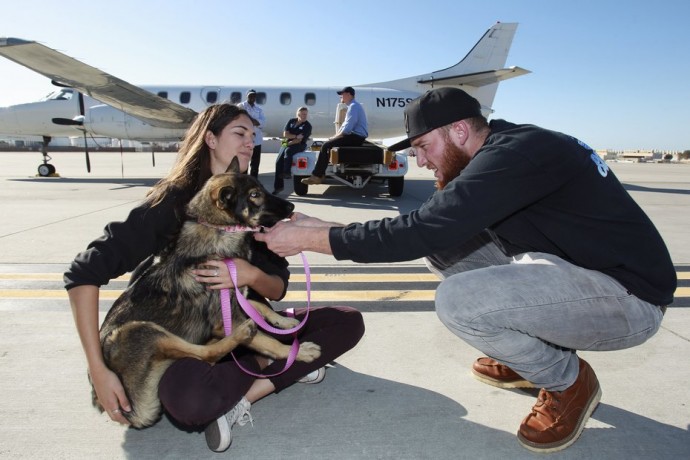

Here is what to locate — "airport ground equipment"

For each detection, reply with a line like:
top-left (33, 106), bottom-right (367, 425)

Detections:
top-left (291, 141), bottom-right (408, 196)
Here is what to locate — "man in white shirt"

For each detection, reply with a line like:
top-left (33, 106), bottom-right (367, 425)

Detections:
top-left (237, 89), bottom-right (266, 177)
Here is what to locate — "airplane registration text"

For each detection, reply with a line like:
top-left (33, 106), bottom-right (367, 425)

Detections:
top-left (376, 97), bottom-right (414, 108)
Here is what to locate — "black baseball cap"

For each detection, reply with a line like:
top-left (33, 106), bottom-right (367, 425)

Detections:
top-left (388, 87), bottom-right (483, 151)
top-left (337, 86), bottom-right (355, 96)
top-left (246, 89), bottom-right (257, 96)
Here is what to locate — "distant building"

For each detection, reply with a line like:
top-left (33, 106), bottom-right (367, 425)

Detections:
top-left (0, 135), bottom-right (179, 151)
top-left (594, 149), bottom-right (682, 163)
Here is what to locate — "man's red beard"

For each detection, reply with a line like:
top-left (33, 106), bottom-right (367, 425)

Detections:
top-left (436, 135), bottom-right (472, 190)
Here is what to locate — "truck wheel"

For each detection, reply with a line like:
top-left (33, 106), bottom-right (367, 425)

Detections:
top-left (293, 176), bottom-right (308, 196)
top-left (388, 177), bottom-right (404, 197)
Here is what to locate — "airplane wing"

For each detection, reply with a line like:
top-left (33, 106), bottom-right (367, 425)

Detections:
top-left (0, 38), bottom-right (197, 129)
top-left (418, 66), bottom-right (531, 87)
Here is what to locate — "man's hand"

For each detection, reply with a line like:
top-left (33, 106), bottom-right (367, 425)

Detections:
top-left (288, 212), bottom-right (338, 228)
top-left (255, 213), bottom-right (337, 257)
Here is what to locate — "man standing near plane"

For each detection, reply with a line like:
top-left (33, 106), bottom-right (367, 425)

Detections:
top-left (237, 89), bottom-right (266, 177)
top-left (302, 86), bottom-right (368, 185)
top-left (256, 87), bottom-right (676, 452)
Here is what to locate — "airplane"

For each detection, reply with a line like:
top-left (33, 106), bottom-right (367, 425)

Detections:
top-left (0, 22), bottom-right (529, 176)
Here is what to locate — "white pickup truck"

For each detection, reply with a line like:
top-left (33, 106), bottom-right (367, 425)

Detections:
top-left (290, 141), bottom-right (408, 197)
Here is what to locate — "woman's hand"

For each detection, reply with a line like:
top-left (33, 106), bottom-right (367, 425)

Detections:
top-left (192, 258), bottom-right (257, 291)
top-left (90, 365), bottom-right (131, 425)
top-left (68, 285), bottom-right (131, 425)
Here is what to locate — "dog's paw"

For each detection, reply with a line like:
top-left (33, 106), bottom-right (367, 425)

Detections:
top-left (236, 319), bottom-right (257, 342)
top-left (296, 341), bottom-right (321, 362)
top-left (272, 315), bottom-right (300, 329)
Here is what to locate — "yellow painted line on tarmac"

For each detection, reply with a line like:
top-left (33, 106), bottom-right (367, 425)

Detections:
top-left (0, 289), bottom-right (436, 301)
top-left (1, 272), bottom-right (686, 301)
top-left (0, 273), bottom-right (130, 281)
top-left (283, 290), bottom-right (435, 301)
top-left (293, 273), bottom-right (439, 282)
top-left (3, 288), bottom-right (688, 301)
top-left (2, 271), bottom-right (687, 282)
top-left (0, 273), bottom-right (438, 283)
top-left (674, 286), bottom-right (690, 296)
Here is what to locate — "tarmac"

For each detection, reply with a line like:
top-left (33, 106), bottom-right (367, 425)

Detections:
top-left (0, 150), bottom-right (688, 459)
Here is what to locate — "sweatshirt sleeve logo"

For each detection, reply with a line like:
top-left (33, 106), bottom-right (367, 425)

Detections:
top-left (576, 138), bottom-right (609, 178)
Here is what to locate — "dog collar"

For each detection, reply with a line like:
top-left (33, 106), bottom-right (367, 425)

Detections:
top-left (197, 220), bottom-right (263, 233)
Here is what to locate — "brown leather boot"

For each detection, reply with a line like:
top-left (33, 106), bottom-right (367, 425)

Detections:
top-left (517, 358), bottom-right (601, 453)
top-left (301, 175), bottom-right (324, 185)
top-left (471, 357), bottom-right (534, 389)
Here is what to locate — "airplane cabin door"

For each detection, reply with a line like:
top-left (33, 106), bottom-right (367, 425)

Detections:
top-left (200, 87), bottom-right (222, 106)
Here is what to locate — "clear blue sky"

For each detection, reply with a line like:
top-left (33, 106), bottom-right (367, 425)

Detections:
top-left (1, 0), bottom-right (688, 151)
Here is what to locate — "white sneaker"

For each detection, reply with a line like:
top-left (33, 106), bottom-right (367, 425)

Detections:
top-left (297, 367), bottom-right (326, 384)
top-left (204, 396), bottom-right (253, 452)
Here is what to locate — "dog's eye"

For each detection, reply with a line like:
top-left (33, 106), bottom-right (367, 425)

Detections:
top-left (250, 190), bottom-right (261, 199)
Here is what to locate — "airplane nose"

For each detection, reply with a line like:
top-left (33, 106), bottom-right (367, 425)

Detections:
top-left (0, 100), bottom-right (81, 138)
top-left (0, 106), bottom-right (20, 135)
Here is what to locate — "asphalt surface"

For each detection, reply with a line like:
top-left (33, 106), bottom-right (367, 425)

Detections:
top-left (0, 151), bottom-right (688, 459)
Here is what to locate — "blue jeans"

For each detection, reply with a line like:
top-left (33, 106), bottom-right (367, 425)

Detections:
top-left (430, 231), bottom-right (664, 391)
top-left (273, 144), bottom-right (305, 191)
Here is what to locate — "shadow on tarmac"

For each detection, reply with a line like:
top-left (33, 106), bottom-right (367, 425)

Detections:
top-left (9, 177), bottom-right (161, 188)
top-left (623, 183), bottom-right (690, 196)
top-left (117, 365), bottom-right (690, 459)
top-left (120, 364), bottom-right (476, 459)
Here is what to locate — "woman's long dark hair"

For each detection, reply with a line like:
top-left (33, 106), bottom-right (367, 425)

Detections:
top-left (146, 104), bottom-right (251, 206)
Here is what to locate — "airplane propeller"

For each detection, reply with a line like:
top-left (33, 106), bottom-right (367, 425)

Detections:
top-left (77, 92), bottom-right (91, 172)
top-left (51, 91), bottom-right (90, 172)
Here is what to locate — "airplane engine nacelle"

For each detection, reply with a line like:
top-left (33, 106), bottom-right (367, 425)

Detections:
top-left (84, 104), bottom-right (187, 142)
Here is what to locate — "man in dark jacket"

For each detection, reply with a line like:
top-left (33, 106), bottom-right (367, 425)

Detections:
top-left (256, 87), bottom-right (676, 453)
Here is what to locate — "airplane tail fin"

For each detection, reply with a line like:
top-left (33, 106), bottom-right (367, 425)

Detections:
top-left (366, 22), bottom-right (530, 115)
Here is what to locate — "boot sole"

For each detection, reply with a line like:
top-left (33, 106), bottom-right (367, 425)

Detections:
top-left (517, 383), bottom-right (602, 453)
top-left (471, 369), bottom-right (535, 389)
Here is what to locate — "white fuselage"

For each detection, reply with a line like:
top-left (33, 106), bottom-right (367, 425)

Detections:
top-left (0, 85), bottom-right (419, 142)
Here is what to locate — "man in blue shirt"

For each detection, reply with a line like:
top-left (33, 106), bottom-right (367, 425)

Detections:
top-left (302, 86), bottom-right (368, 184)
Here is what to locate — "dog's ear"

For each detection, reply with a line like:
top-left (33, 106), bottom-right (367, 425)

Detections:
top-left (217, 185), bottom-right (235, 209)
top-left (225, 156), bottom-right (241, 174)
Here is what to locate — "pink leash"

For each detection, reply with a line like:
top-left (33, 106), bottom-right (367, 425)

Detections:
top-left (220, 252), bottom-right (311, 377)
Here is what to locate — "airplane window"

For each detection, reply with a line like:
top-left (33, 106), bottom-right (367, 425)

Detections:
top-left (206, 91), bottom-right (218, 103)
top-left (305, 93), bottom-right (316, 106)
top-left (230, 92), bottom-right (241, 104)
top-left (256, 92), bottom-right (267, 105)
top-left (157, 91), bottom-right (168, 99)
top-left (43, 89), bottom-right (74, 101)
top-left (57, 90), bottom-right (73, 100)
top-left (280, 92), bottom-right (291, 105)
top-left (180, 91), bottom-right (191, 104)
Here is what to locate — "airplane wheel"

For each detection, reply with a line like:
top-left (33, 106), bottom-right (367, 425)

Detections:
top-left (388, 177), bottom-right (404, 197)
top-left (37, 164), bottom-right (56, 177)
top-left (293, 176), bottom-right (308, 196)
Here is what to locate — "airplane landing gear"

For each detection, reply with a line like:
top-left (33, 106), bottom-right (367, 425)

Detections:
top-left (37, 162), bottom-right (56, 177)
top-left (37, 136), bottom-right (57, 177)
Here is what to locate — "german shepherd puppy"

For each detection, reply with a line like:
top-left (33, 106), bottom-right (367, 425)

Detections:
top-left (93, 157), bottom-right (321, 428)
